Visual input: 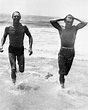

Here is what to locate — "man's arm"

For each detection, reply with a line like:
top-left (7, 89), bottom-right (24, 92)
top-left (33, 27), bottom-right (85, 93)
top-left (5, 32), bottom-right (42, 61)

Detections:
top-left (0, 27), bottom-right (8, 52)
top-left (50, 18), bottom-right (64, 30)
top-left (74, 18), bottom-right (88, 30)
top-left (24, 26), bottom-right (33, 55)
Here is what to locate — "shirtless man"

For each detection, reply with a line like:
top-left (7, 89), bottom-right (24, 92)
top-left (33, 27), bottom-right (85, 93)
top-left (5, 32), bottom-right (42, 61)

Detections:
top-left (50, 14), bottom-right (87, 88)
top-left (0, 11), bottom-right (33, 84)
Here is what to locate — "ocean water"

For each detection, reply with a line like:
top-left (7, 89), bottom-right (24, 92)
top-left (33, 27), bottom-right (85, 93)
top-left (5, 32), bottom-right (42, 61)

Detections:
top-left (0, 15), bottom-right (88, 110)
top-left (0, 14), bottom-right (88, 60)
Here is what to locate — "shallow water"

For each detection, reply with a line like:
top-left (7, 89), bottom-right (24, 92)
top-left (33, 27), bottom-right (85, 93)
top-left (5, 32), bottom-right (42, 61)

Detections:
top-left (0, 56), bottom-right (88, 110)
top-left (0, 23), bottom-right (88, 110)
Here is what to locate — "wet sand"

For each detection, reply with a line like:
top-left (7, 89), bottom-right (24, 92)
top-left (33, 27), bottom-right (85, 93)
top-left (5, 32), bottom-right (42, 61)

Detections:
top-left (0, 53), bottom-right (88, 110)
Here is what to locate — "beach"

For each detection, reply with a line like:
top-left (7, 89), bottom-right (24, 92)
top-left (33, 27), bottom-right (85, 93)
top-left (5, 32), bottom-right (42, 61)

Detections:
top-left (0, 16), bottom-right (88, 110)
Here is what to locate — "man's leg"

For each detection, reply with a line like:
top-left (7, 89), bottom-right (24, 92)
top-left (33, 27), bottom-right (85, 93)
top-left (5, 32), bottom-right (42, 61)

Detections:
top-left (66, 57), bottom-right (74, 75)
top-left (9, 53), bottom-right (16, 84)
top-left (58, 55), bottom-right (66, 88)
top-left (59, 74), bottom-right (65, 88)
top-left (17, 54), bottom-right (25, 73)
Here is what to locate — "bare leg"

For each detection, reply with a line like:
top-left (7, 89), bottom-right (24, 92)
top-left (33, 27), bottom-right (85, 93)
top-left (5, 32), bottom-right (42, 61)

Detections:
top-left (9, 53), bottom-right (17, 84)
top-left (58, 55), bottom-right (65, 88)
top-left (17, 54), bottom-right (25, 73)
top-left (59, 74), bottom-right (65, 88)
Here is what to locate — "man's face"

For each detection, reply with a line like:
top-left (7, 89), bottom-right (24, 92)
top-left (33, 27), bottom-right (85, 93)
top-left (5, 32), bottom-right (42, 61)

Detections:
top-left (65, 16), bottom-right (73, 27)
top-left (12, 12), bottom-right (21, 23)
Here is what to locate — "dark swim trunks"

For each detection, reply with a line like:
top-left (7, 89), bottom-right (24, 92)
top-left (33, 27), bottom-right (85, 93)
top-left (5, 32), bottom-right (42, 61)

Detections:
top-left (58, 47), bottom-right (75, 75)
top-left (8, 45), bottom-right (24, 56)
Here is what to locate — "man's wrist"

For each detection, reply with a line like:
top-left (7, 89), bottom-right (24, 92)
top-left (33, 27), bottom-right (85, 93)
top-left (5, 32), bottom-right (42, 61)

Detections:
top-left (50, 18), bottom-right (64, 23)
top-left (56, 18), bottom-right (65, 22)
top-left (74, 18), bottom-right (81, 22)
top-left (0, 45), bottom-right (3, 48)
top-left (28, 48), bottom-right (33, 55)
top-left (28, 47), bottom-right (32, 52)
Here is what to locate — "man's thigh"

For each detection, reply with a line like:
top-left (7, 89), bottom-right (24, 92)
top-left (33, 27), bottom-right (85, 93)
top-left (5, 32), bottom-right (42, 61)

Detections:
top-left (58, 55), bottom-right (66, 67)
top-left (58, 55), bottom-right (66, 74)
top-left (17, 55), bottom-right (25, 72)
top-left (66, 57), bottom-right (74, 73)
top-left (9, 53), bottom-right (16, 68)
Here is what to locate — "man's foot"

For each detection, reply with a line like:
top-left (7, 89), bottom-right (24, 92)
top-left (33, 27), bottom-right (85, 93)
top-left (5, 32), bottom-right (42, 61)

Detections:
top-left (61, 83), bottom-right (65, 88)
top-left (12, 78), bottom-right (16, 84)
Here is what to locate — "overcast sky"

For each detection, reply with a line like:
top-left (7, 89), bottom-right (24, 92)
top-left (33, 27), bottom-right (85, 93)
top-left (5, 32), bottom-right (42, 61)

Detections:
top-left (0, 0), bottom-right (88, 19)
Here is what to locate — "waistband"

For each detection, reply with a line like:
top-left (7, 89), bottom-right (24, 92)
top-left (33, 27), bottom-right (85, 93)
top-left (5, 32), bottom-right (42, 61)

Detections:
top-left (61, 46), bottom-right (74, 50)
top-left (9, 45), bottom-right (24, 49)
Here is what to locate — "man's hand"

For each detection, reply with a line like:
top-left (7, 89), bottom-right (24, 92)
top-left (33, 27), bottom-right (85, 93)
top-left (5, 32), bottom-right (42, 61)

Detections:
top-left (0, 46), bottom-right (3, 52)
top-left (65, 14), bottom-right (74, 21)
top-left (28, 48), bottom-right (33, 56)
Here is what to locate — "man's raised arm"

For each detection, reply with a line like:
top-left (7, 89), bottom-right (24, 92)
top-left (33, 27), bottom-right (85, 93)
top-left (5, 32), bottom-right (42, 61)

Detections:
top-left (50, 18), bottom-right (65, 30)
top-left (74, 17), bottom-right (88, 30)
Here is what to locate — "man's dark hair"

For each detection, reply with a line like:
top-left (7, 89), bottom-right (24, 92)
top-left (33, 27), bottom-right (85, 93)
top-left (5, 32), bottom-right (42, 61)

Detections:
top-left (12, 11), bottom-right (21, 19)
top-left (64, 14), bottom-right (74, 22)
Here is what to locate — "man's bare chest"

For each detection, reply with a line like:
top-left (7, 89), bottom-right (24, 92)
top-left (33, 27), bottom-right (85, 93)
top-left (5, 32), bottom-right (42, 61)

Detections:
top-left (9, 26), bottom-right (24, 36)
top-left (60, 27), bottom-right (77, 40)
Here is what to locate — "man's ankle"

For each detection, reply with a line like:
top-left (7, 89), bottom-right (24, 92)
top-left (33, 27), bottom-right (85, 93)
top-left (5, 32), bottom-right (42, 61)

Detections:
top-left (60, 83), bottom-right (65, 88)
top-left (12, 78), bottom-right (16, 84)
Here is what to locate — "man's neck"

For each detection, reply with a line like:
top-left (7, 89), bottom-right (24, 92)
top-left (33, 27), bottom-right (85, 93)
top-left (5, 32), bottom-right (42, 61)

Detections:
top-left (65, 25), bottom-right (73, 30)
top-left (13, 22), bottom-right (20, 28)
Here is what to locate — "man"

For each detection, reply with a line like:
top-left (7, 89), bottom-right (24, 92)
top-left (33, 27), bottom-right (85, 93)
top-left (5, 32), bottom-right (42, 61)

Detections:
top-left (50, 14), bottom-right (87, 88)
top-left (0, 11), bottom-right (33, 84)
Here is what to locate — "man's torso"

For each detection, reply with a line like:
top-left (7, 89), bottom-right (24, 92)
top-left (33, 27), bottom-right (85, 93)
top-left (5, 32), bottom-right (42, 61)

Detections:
top-left (59, 26), bottom-right (77, 47)
top-left (7, 23), bottom-right (26, 47)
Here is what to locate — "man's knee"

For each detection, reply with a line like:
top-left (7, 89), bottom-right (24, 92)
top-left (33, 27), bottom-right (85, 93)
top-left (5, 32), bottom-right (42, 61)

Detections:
top-left (20, 69), bottom-right (24, 73)
top-left (59, 69), bottom-right (65, 75)
top-left (59, 74), bottom-right (65, 84)
top-left (11, 68), bottom-right (16, 79)
top-left (19, 65), bottom-right (24, 72)
top-left (11, 67), bottom-right (16, 73)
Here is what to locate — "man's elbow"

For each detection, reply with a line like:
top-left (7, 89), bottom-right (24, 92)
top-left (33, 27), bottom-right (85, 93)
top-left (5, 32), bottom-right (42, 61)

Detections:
top-left (50, 20), bottom-right (52, 24)
top-left (85, 22), bottom-right (87, 26)
top-left (82, 23), bottom-right (87, 28)
top-left (30, 36), bottom-right (33, 43)
top-left (50, 20), bottom-right (54, 24)
top-left (83, 22), bottom-right (87, 26)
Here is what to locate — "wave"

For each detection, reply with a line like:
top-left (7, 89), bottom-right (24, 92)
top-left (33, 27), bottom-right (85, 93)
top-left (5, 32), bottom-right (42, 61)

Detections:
top-left (0, 14), bottom-right (55, 27)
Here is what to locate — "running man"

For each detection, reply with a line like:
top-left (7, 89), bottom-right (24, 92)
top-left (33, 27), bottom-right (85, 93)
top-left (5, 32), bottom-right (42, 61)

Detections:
top-left (50, 14), bottom-right (87, 88)
top-left (0, 11), bottom-right (33, 84)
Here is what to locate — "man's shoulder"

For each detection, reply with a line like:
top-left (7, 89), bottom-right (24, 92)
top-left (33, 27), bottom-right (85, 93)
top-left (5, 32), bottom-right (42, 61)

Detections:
top-left (61, 25), bottom-right (65, 29)
top-left (4, 25), bottom-right (11, 32)
top-left (5, 25), bottom-right (11, 28)
top-left (72, 25), bottom-right (76, 27)
top-left (72, 25), bottom-right (77, 31)
top-left (5, 24), bottom-right (14, 29)
top-left (21, 24), bottom-right (27, 28)
top-left (22, 25), bottom-right (29, 31)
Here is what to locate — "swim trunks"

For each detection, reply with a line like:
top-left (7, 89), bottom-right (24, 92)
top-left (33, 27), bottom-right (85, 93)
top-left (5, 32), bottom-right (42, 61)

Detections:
top-left (8, 45), bottom-right (24, 56)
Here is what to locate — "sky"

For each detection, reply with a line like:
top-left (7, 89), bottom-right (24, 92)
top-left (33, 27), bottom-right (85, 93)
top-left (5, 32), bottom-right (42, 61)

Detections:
top-left (0, 0), bottom-right (88, 19)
